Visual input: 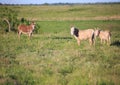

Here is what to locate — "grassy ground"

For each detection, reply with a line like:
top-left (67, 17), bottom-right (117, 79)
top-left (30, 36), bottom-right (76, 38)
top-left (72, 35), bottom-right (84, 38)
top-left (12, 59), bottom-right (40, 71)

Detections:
top-left (0, 4), bottom-right (120, 85)
top-left (5, 4), bottom-right (120, 21)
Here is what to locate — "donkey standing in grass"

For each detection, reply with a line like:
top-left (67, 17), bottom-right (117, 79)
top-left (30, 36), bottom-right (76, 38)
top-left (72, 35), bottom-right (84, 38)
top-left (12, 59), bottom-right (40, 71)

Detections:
top-left (71, 26), bottom-right (95, 46)
top-left (18, 22), bottom-right (35, 39)
top-left (94, 28), bottom-right (111, 45)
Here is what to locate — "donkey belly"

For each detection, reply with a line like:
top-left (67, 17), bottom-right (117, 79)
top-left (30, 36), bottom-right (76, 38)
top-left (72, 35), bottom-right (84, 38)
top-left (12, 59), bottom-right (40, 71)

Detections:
top-left (22, 31), bottom-right (31, 35)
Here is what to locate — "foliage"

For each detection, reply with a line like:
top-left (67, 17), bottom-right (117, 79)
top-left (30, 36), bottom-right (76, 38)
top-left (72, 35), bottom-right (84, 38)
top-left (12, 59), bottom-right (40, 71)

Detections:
top-left (0, 6), bottom-right (19, 33)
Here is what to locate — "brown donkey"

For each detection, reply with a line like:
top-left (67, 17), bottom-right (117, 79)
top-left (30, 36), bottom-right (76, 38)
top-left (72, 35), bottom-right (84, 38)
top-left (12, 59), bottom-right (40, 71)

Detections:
top-left (18, 22), bottom-right (35, 39)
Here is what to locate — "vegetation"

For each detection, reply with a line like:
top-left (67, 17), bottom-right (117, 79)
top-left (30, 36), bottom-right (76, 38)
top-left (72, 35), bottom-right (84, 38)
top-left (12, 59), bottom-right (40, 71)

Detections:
top-left (0, 7), bottom-right (19, 32)
top-left (0, 4), bottom-right (120, 85)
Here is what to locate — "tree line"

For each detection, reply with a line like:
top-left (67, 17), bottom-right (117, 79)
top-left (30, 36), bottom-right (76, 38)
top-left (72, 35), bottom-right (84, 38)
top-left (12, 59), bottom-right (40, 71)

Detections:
top-left (0, 2), bottom-right (120, 6)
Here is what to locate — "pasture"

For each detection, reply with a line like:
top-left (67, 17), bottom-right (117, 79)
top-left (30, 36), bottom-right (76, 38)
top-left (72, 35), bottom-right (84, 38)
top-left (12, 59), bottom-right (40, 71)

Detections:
top-left (0, 4), bottom-right (120, 85)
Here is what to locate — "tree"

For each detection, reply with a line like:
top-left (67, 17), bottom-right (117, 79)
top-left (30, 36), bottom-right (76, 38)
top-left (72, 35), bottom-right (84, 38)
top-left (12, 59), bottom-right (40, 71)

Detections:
top-left (3, 18), bottom-right (11, 32)
top-left (0, 7), bottom-right (19, 32)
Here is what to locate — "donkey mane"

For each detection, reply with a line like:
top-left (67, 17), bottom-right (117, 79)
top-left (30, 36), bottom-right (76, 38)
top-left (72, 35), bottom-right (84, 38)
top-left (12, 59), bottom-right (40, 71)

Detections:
top-left (74, 28), bottom-right (79, 37)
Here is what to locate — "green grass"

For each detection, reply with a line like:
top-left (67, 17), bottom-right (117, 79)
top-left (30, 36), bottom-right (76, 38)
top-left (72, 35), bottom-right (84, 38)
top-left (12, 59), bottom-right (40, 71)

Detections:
top-left (0, 20), bottom-right (120, 85)
top-left (0, 4), bottom-right (120, 85)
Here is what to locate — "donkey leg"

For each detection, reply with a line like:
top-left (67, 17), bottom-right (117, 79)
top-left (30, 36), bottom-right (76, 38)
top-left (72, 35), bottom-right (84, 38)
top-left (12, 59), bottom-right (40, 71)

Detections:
top-left (104, 40), bottom-right (106, 44)
top-left (100, 39), bottom-right (103, 44)
top-left (107, 37), bottom-right (110, 45)
top-left (92, 38), bottom-right (94, 46)
top-left (28, 33), bottom-right (31, 39)
top-left (108, 36), bottom-right (111, 45)
top-left (89, 39), bottom-right (93, 46)
top-left (77, 39), bottom-right (80, 46)
top-left (18, 31), bottom-right (21, 39)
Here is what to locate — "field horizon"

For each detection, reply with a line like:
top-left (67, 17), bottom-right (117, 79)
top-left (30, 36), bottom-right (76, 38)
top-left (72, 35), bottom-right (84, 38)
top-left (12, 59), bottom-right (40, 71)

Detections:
top-left (3, 4), bottom-right (119, 21)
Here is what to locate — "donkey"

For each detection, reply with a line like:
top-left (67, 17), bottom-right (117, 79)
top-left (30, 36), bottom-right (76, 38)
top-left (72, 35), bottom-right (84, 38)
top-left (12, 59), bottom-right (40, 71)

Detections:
top-left (18, 22), bottom-right (35, 39)
top-left (94, 28), bottom-right (111, 45)
top-left (71, 26), bottom-right (95, 46)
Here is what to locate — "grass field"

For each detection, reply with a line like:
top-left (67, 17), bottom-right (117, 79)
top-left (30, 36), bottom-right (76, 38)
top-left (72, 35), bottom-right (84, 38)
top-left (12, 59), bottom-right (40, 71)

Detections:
top-left (8, 4), bottom-right (120, 21)
top-left (0, 4), bottom-right (120, 85)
